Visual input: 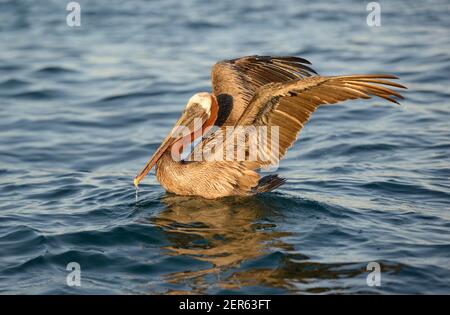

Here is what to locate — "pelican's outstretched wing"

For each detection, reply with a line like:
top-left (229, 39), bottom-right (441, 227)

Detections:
top-left (231, 74), bottom-right (407, 166)
top-left (211, 55), bottom-right (317, 126)
top-left (200, 74), bottom-right (406, 166)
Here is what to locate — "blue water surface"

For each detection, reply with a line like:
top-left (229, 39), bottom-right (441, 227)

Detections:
top-left (0, 0), bottom-right (449, 294)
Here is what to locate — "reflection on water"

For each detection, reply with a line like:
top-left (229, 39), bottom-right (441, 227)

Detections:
top-left (150, 194), bottom-right (400, 294)
top-left (152, 195), bottom-right (292, 293)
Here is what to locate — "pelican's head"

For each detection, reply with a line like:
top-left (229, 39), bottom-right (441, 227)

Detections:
top-left (186, 92), bottom-right (213, 115)
top-left (133, 92), bottom-right (218, 187)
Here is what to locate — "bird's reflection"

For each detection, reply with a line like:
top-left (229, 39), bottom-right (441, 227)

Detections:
top-left (145, 193), bottom-right (390, 294)
top-left (150, 193), bottom-right (293, 293)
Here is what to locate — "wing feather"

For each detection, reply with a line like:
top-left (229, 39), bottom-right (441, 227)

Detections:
top-left (220, 74), bottom-right (407, 166)
top-left (198, 57), bottom-right (406, 171)
top-left (211, 55), bottom-right (317, 126)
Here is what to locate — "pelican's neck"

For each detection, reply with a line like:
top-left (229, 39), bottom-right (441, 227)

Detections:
top-left (156, 149), bottom-right (177, 172)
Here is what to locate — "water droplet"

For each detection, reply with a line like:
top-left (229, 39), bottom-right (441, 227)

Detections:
top-left (135, 186), bottom-right (139, 203)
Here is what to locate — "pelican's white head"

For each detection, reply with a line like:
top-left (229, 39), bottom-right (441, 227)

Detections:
top-left (186, 92), bottom-right (213, 116)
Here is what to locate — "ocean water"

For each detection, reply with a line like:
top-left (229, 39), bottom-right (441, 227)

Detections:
top-left (0, 0), bottom-right (449, 294)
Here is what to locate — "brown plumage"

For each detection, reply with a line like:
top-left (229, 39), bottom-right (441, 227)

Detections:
top-left (211, 56), bottom-right (317, 125)
top-left (134, 55), bottom-right (406, 199)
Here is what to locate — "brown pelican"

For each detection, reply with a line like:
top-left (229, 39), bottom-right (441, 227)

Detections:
top-left (134, 55), bottom-right (406, 199)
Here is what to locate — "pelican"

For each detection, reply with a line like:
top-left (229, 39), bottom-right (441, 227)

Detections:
top-left (134, 55), bottom-right (406, 199)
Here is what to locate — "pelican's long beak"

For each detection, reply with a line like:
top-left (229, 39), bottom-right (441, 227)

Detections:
top-left (133, 113), bottom-right (196, 188)
top-left (133, 132), bottom-right (176, 188)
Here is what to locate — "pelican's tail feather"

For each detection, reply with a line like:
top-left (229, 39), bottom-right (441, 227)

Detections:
top-left (253, 174), bottom-right (286, 193)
